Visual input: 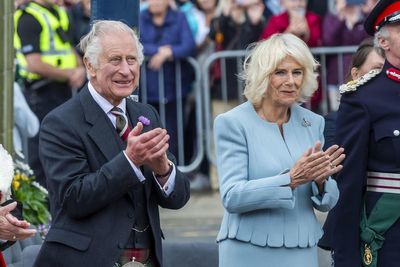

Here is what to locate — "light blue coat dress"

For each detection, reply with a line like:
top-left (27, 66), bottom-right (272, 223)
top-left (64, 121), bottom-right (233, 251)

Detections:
top-left (214, 101), bottom-right (339, 267)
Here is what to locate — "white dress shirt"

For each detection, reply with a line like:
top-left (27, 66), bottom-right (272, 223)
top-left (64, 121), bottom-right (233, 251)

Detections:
top-left (87, 82), bottom-right (176, 195)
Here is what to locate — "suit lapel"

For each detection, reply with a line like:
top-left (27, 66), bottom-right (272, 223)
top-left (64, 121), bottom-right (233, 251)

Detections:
top-left (79, 86), bottom-right (121, 161)
top-left (126, 99), bottom-right (154, 133)
top-left (126, 98), bottom-right (140, 129)
top-left (79, 88), bottom-right (152, 204)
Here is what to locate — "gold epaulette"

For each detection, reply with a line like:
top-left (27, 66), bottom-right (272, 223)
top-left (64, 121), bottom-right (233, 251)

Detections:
top-left (339, 69), bottom-right (381, 94)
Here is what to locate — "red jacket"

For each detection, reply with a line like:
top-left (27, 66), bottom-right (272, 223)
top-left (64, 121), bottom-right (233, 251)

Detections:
top-left (259, 11), bottom-right (321, 47)
top-left (0, 252), bottom-right (6, 267)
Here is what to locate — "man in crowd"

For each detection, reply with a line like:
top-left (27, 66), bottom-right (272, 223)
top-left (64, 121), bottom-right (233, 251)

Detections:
top-left (33, 20), bottom-right (190, 267)
top-left (323, 0), bottom-right (400, 266)
top-left (14, 0), bottom-right (86, 187)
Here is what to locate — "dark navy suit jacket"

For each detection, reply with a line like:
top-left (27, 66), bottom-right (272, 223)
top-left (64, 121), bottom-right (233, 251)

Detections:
top-left (34, 86), bottom-right (190, 267)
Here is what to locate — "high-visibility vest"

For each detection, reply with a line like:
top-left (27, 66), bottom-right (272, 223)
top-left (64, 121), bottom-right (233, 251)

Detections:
top-left (14, 2), bottom-right (77, 81)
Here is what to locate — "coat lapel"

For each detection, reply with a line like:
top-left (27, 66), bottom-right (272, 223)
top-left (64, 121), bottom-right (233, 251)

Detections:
top-left (79, 86), bottom-right (121, 161)
top-left (80, 87), bottom-right (152, 204)
top-left (126, 99), bottom-right (139, 128)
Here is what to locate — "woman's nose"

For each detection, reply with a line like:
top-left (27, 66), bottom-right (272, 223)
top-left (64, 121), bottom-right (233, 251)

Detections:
top-left (286, 73), bottom-right (295, 84)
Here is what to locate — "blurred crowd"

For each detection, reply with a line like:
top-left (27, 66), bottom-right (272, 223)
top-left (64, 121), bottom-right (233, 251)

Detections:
top-left (13, 0), bottom-right (378, 191)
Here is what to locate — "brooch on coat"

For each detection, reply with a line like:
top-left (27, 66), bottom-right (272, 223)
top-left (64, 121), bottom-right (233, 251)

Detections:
top-left (302, 118), bottom-right (311, 127)
top-left (138, 116), bottom-right (151, 126)
top-left (339, 69), bottom-right (381, 94)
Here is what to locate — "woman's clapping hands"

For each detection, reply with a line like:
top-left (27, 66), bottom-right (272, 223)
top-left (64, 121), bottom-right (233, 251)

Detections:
top-left (289, 141), bottom-right (345, 190)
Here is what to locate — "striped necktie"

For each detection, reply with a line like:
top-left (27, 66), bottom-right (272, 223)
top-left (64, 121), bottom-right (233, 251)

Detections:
top-left (110, 107), bottom-right (131, 141)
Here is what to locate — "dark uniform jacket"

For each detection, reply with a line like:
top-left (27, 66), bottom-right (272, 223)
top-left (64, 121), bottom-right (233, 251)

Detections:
top-left (321, 60), bottom-right (400, 266)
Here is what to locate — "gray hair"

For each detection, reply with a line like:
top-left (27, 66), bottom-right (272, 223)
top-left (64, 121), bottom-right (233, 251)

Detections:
top-left (374, 26), bottom-right (390, 48)
top-left (242, 33), bottom-right (319, 108)
top-left (79, 20), bottom-right (144, 69)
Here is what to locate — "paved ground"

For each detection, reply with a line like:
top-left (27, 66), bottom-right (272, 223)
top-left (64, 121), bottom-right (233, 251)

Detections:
top-left (160, 190), bottom-right (332, 267)
top-left (160, 191), bottom-right (223, 244)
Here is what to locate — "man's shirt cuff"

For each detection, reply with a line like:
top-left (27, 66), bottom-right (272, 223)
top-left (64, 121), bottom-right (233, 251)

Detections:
top-left (123, 151), bottom-right (146, 182)
top-left (123, 152), bottom-right (176, 195)
top-left (153, 163), bottom-right (176, 196)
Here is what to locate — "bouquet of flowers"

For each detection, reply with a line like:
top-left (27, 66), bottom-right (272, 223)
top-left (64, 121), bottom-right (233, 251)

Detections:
top-left (0, 145), bottom-right (14, 204)
top-left (12, 158), bottom-right (50, 227)
top-left (0, 145), bottom-right (50, 231)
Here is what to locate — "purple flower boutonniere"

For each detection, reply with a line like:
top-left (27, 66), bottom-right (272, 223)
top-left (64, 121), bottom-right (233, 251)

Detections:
top-left (138, 115), bottom-right (151, 126)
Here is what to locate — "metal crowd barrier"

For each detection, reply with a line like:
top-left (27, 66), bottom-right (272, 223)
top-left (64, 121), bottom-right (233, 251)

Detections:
top-left (310, 46), bottom-right (358, 114)
top-left (138, 46), bottom-right (359, 172)
top-left (19, 46), bottom-right (359, 175)
top-left (139, 57), bottom-right (204, 173)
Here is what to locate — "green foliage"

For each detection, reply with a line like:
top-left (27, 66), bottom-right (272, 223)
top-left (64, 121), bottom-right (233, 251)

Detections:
top-left (12, 160), bottom-right (51, 227)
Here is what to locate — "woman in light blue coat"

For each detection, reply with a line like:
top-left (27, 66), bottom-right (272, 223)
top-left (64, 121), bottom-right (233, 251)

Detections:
top-left (214, 33), bottom-right (345, 267)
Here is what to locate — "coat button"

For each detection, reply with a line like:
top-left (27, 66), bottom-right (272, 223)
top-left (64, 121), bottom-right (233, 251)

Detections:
top-left (394, 130), bottom-right (400, 136)
top-left (127, 212), bottom-right (134, 218)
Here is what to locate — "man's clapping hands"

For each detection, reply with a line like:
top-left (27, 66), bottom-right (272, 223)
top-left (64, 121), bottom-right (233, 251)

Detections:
top-left (124, 122), bottom-right (171, 180)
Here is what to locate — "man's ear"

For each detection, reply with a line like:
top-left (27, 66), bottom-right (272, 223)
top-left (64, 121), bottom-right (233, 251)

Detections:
top-left (83, 57), bottom-right (95, 77)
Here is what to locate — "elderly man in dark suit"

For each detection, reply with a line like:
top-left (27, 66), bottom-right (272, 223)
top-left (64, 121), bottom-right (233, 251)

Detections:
top-left (34, 20), bottom-right (190, 267)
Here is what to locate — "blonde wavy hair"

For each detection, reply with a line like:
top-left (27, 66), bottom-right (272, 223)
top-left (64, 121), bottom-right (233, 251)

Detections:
top-left (242, 33), bottom-right (319, 108)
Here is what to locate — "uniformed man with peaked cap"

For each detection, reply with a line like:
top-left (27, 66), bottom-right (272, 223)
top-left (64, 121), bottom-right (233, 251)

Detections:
top-left (320, 0), bottom-right (400, 266)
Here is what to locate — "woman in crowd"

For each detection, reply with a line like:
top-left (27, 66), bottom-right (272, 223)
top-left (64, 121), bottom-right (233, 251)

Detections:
top-left (209, 0), bottom-right (265, 102)
top-left (259, 0), bottom-right (321, 47)
top-left (259, 0), bottom-right (322, 110)
top-left (139, 0), bottom-right (196, 157)
top-left (345, 39), bottom-right (384, 81)
top-left (214, 33), bottom-right (345, 267)
top-left (194, 0), bottom-right (220, 55)
top-left (322, 0), bottom-right (378, 110)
